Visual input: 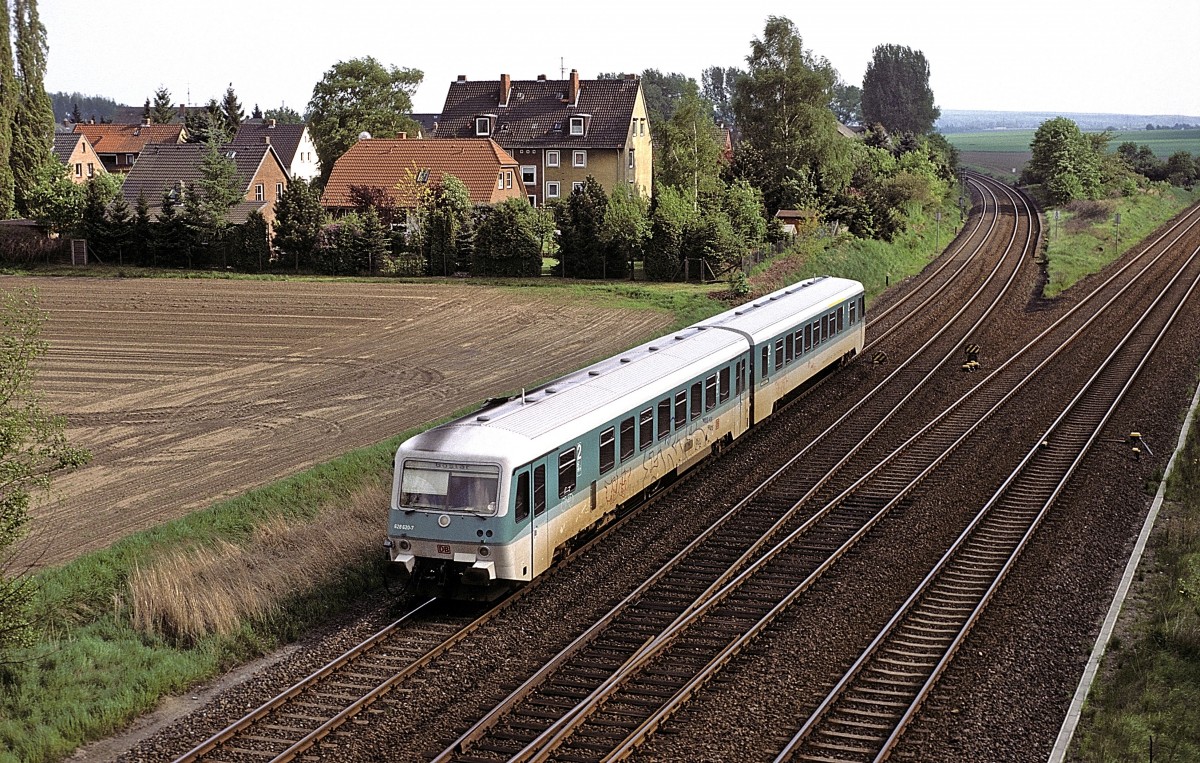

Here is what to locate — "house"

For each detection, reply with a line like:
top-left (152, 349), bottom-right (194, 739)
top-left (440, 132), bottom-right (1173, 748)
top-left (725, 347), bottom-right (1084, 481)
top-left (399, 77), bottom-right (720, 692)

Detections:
top-left (434, 70), bottom-right (653, 206)
top-left (72, 120), bottom-right (188, 173)
top-left (320, 136), bottom-right (525, 217)
top-left (120, 142), bottom-right (289, 228)
top-left (231, 119), bottom-right (320, 181)
top-left (775, 209), bottom-right (819, 236)
top-left (52, 133), bottom-right (106, 184)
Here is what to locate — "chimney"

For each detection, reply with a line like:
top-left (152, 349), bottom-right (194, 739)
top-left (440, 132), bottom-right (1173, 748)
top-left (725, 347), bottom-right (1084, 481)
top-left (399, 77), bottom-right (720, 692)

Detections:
top-left (625, 73), bottom-right (637, 81)
top-left (397, 132), bottom-right (407, 140)
top-left (268, 118), bottom-right (276, 129)
top-left (500, 73), bottom-right (511, 107)
top-left (537, 74), bottom-right (547, 81)
top-left (568, 69), bottom-right (580, 106)
top-left (142, 116), bottom-right (151, 126)
top-left (263, 135), bottom-right (271, 145)
top-left (456, 74), bottom-right (467, 82)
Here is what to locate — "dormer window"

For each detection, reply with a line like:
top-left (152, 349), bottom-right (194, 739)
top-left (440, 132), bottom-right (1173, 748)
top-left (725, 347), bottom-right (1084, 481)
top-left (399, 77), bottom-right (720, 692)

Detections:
top-left (416, 168), bottom-right (431, 184)
top-left (476, 117), bottom-right (491, 136)
top-left (569, 117), bottom-right (584, 136)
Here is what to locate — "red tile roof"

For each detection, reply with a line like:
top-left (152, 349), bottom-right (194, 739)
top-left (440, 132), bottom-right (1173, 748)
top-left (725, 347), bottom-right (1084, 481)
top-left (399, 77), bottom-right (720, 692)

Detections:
top-left (321, 137), bottom-right (525, 209)
top-left (72, 123), bottom-right (186, 154)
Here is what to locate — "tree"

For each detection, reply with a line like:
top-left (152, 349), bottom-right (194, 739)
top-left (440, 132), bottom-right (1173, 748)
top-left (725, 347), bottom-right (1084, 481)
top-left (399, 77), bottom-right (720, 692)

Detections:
top-left (193, 142), bottom-right (244, 235)
top-left (250, 104), bottom-right (263, 121)
top-left (554, 177), bottom-right (610, 278)
top-left (731, 16), bottom-right (851, 213)
top-left (184, 99), bottom-right (230, 145)
top-left (263, 106), bottom-right (304, 125)
top-left (272, 177), bottom-right (325, 271)
top-left (10, 0), bottom-right (56, 218)
top-left (601, 183), bottom-right (650, 278)
top-left (830, 78), bottom-right (862, 125)
top-left (229, 210), bottom-right (269, 272)
top-left (151, 86), bottom-right (175, 124)
top-left (0, 1), bottom-right (15, 218)
top-left (636, 69), bottom-right (692, 127)
top-left (104, 194), bottom-right (133, 265)
top-left (643, 185), bottom-right (697, 281)
top-left (473, 197), bottom-right (543, 277)
top-left (130, 193), bottom-right (152, 265)
top-left (861, 44), bottom-right (940, 135)
top-left (24, 161), bottom-right (82, 234)
top-left (416, 174), bottom-right (473, 276)
top-left (701, 66), bottom-right (742, 127)
top-left (354, 206), bottom-right (389, 274)
top-left (153, 190), bottom-right (190, 267)
top-left (657, 80), bottom-right (725, 208)
top-left (221, 84), bottom-right (244, 132)
top-left (77, 173), bottom-right (122, 256)
top-left (307, 57), bottom-right (422, 182)
top-left (1025, 117), bottom-right (1103, 205)
top-left (0, 289), bottom-right (90, 657)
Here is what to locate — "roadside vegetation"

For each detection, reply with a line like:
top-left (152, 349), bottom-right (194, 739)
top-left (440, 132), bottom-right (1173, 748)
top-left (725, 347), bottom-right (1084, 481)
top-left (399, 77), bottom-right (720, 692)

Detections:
top-left (1073, 385), bottom-right (1200, 762)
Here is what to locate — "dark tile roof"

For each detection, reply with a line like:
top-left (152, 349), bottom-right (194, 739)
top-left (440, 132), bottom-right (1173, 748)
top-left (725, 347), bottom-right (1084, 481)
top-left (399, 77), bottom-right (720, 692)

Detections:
top-left (53, 133), bottom-right (84, 164)
top-left (435, 75), bottom-right (641, 149)
top-left (121, 143), bottom-right (282, 215)
top-left (231, 121), bottom-right (306, 166)
top-left (411, 113), bottom-right (440, 135)
top-left (321, 137), bottom-right (524, 209)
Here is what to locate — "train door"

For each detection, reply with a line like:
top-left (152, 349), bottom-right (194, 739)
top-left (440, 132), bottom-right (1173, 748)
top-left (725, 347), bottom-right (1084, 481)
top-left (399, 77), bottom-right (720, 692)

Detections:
top-left (513, 458), bottom-right (551, 580)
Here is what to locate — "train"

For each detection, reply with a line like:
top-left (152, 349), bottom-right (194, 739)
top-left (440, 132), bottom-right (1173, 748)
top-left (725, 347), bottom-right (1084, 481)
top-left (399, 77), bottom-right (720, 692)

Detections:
top-left (385, 276), bottom-right (866, 599)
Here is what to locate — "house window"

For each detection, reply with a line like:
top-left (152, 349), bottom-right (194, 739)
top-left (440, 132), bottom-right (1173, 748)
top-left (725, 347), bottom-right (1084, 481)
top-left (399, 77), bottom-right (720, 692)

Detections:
top-left (573, 150), bottom-right (586, 167)
top-left (546, 150), bottom-right (559, 167)
top-left (254, 184), bottom-right (264, 202)
top-left (521, 165), bottom-right (536, 185)
top-left (498, 172), bottom-right (504, 190)
top-left (570, 117), bottom-right (584, 136)
top-left (572, 181), bottom-right (583, 193)
top-left (416, 168), bottom-right (431, 184)
top-left (505, 170), bottom-right (513, 189)
top-left (87, 163), bottom-right (94, 177)
top-left (276, 182), bottom-right (283, 197)
top-left (125, 153), bottom-right (134, 165)
top-left (640, 119), bottom-right (646, 136)
top-left (628, 148), bottom-right (635, 170)
top-left (74, 163), bottom-right (82, 177)
top-left (475, 117), bottom-right (490, 136)
top-left (546, 181), bottom-right (560, 198)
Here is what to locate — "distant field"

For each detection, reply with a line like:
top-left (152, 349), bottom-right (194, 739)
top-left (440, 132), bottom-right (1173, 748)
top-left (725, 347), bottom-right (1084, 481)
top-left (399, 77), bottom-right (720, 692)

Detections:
top-left (945, 129), bottom-right (1200, 157)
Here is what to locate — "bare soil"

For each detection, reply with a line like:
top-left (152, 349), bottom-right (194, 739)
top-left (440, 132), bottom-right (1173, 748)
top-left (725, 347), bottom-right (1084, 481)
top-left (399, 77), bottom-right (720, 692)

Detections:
top-left (10, 276), bottom-right (673, 570)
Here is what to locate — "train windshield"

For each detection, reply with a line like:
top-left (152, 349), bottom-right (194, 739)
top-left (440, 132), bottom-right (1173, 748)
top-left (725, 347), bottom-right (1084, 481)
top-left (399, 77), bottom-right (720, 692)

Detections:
top-left (399, 460), bottom-right (500, 515)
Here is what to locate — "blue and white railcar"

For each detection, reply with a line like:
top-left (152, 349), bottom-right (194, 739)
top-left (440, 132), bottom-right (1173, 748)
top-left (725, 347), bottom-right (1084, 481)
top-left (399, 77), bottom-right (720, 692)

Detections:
top-left (386, 276), bottom-right (865, 598)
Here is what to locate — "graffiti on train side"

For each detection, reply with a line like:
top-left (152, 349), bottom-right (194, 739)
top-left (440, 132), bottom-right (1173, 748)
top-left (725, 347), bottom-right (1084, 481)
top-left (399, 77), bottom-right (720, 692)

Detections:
top-left (599, 418), bottom-right (719, 506)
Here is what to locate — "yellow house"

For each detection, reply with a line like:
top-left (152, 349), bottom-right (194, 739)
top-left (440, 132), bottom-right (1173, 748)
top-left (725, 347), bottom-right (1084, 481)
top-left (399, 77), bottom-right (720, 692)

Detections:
top-left (435, 70), bottom-right (652, 206)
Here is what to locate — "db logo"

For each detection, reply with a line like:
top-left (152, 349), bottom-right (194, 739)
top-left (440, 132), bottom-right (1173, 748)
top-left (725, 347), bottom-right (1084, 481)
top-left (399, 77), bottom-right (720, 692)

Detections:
top-left (437, 544), bottom-right (452, 555)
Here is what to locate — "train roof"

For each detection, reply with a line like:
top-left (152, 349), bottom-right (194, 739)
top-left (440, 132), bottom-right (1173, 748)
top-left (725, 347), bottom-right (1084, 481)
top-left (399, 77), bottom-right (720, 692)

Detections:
top-left (399, 275), bottom-right (863, 462)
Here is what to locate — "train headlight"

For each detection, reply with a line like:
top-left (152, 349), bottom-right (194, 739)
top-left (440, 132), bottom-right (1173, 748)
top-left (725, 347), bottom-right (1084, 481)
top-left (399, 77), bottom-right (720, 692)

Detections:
top-left (438, 514), bottom-right (451, 528)
top-left (478, 545), bottom-right (490, 557)
top-left (398, 539), bottom-right (411, 551)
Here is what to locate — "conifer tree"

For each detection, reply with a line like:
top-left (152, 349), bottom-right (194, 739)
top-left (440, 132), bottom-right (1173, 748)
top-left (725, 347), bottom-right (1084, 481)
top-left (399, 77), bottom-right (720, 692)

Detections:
top-left (151, 86), bottom-right (175, 124)
top-left (11, 0), bottom-right (55, 217)
top-left (0, 1), bottom-right (18, 218)
top-left (221, 84), bottom-right (244, 132)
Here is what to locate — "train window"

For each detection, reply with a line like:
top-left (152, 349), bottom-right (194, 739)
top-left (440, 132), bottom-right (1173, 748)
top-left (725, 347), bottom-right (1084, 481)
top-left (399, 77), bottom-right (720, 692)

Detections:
top-left (657, 398), bottom-right (671, 441)
top-left (821, 315), bottom-right (828, 342)
top-left (837, 306), bottom-right (844, 333)
top-left (785, 333), bottom-right (794, 364)
top-left (400, 460), bottom-right (500, 515)
top-left (736, 359), bottom-right (746, 396)
top-left (599, 427), bottom-right (616, 474)
top-left (719, 367), bottom-right (730, 403)
top-left (804, 324), bottom-right (812, 353)
top-left (514, 471), bottom-right (530, 522)
top-left (674, 391), bottom-right (687, 431)
top-left (534, 465), bottom-right (546, 515)
top-left (775, 339), bottom-right (784, 368)
top-left (849, 300), bottom-right (857, 325)
top-left (690, 382), bottom-right (702, 420)
top-left (705, 374), bottom-right (718, 411)
top-left (795, 330), bottom-right (804, 356)
top-left (639, 408), bottom-right (653, 451)
top-left (620, 417), bottom-right (635, 461)
top-left (861, 296), bottom-right (866, 320)
top-left (558, 448), bottom-right (577, 498)
top-left (761, 346), bottom-right (770, 377)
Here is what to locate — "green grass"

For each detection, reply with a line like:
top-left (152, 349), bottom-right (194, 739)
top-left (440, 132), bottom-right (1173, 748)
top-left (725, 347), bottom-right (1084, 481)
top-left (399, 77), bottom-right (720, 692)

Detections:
top-left (1072, 383), bottom-right (1200, 762)
top-left (1042, 187), bottom-right (1200, 297)
top-left (945, 129), bottom-right (1200, 158)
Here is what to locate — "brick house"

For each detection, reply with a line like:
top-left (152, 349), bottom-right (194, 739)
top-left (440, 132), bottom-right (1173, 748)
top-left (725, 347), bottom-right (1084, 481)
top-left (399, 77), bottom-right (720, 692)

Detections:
top-left (231, 119), bottom-right (320, 181)
top-left (434, 70), bottom-right (653, 206)
top-left (320, 136), bottom-right (525, 220)
top-left (52, 133), bottom-right (106, 184)
top-left (120, 142), bottom-right (289, 229)
top-left (72, 120), bottom-right (188, 173)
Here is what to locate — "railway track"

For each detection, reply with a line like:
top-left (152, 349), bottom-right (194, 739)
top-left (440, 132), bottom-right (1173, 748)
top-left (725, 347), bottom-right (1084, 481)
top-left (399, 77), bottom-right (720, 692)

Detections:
top-left (164, 172), bottom-right (1032, 763)
top-left (777, 217), bottom-right (1200, 763)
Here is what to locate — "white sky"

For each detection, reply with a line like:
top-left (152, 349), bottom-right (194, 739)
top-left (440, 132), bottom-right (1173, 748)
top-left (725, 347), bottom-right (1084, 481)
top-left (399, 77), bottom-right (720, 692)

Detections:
top-left (42, 0), bottom-right (1200, 119)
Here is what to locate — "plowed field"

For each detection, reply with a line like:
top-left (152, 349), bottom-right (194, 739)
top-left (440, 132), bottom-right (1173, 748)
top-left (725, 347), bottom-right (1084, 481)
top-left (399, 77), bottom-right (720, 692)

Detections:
top-left (11, 277), bottom-right (673, 569)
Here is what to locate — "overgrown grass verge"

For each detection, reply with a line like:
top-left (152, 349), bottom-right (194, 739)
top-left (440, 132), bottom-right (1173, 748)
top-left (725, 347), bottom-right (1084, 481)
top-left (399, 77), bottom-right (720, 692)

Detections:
top-left (1073, 388), bottom-right (1200, 762)
top-left (1043, 186), bottom-right (1200, 297)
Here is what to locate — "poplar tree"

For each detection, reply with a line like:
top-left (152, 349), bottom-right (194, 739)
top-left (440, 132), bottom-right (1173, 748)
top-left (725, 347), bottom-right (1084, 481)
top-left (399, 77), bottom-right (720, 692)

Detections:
top-left (10, 0), bottom-right (55, 218)
top-left (0, 1), bottom-right (18, 218)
